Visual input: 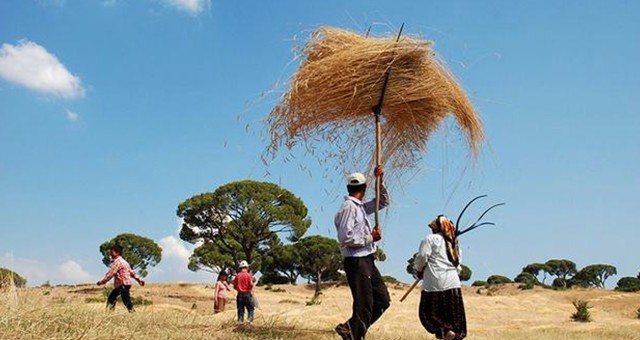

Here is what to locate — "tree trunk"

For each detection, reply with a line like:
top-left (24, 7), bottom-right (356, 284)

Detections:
top-left (314, 271), bottom-right (322, 298)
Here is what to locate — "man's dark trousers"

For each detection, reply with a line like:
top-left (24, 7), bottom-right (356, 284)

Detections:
top-left (107, 285), bottom-right (133, 311)
top-left (344, 254), bottom-right (390, 339)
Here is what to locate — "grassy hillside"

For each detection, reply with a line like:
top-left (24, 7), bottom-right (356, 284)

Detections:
top-left (1, 282), bottom-right (639, 339)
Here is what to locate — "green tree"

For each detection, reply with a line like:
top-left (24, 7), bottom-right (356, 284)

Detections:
top-left (406, 252), bottom-right (418, 277)
top-left (522, 263), bottom-right (550, 284)
top-left (459, 264), bottom-right (472, 282)
top-left (187, 242), bottom-right (236, 274)
top-left (261, 237), bottom-right (302, 284)
top-left (99, 233), bottom-right (162, 277)
top-left (374, 248), bottom-right (387, 262)
top-left (487, 275), bottom-right (512, 285)
top-left (177, 180), bottom-right (311, 274)
top-left (545, 259), bottom-right (577, 288)
top-left (0, 268), bottom-right (26, 288)
top-left (296, 235), bottom-right (342, 297)
top-left (615, 277), bottom-right (640, 292)
top-left (584, 264), bottom-right (617, 288)
top-left (570, 264), bottom-right (617, 288)
top-left (552, 277), bottom-right (568, 289)
top-left (514, 272), bottom-right (537, 285)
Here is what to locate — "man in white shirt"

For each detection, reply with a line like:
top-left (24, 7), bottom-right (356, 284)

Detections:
top-left (414, 215), bottom-right (467, 340)
top-left (334, 166), bottom-right (390, 340)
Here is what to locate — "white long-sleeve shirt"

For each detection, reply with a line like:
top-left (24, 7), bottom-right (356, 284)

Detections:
top-left (334, 183), bottom-right (389, 258)
top-left (414, 233), bottom-right (461, 292)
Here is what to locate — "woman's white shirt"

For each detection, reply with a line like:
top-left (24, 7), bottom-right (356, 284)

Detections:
top-left (414, 233), bottom-right (461, 292)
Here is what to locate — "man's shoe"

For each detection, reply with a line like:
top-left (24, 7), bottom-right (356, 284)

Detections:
top-left (444, 330), bottom-right (457, 340)
top-left (334, 323), bottom-right (351, 340)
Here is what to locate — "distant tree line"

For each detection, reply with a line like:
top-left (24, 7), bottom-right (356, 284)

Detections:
top-left (475, 258), bottom-right (639, 292)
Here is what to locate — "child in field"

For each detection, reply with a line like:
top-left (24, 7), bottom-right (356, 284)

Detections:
top-left (214, 271), bottom-right (231, 313)
top-left (232, 260), bottom-right (255, 323)
top-left (97, 244), bottom-right (145, 312)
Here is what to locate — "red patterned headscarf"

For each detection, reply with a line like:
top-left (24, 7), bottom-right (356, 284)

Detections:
top-left (429, 215), bottom-right (460, 266)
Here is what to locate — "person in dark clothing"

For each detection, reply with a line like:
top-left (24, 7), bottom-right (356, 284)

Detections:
top-left (334, 166), bottom-right (390, 340)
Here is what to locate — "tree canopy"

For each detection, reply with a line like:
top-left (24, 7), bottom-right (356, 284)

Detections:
top-left (178, 180), bottom-right (311, 273)
top-left (570, 264), bottom-right (617, 288)
top-left (487, 275), bottom-right (512, 285)
top-left (522, 263), bottom-right (550, 284)
top-left (545, 259), bottom-right (577, 288)
top-left (615, 276), bottom-right (640, 292)
top-left (406, 252), bottom-right (418, 277)
top-left (374, 248), bottom-right (387, 262)
top-left (459, 264), bottom-right (472, 282)
top-left (99, 233), bottom-right (162, 277)
top-left (0, 267), bottom-right (26, 288)
top-left (261, 237), bottom-right (302, 284)
top-left (296, 235), bottom-right (342, 296)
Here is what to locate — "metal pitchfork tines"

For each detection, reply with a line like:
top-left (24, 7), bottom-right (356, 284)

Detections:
top-left (455, 195), bottom-right (505, 237)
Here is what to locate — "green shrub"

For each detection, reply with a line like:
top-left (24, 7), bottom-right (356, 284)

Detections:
top-left (471, 280), bottom-right (487, 287)
top-left (615, 277), bottom-right (640, 292)
top-left (487, 275), bottom-right (512, 285)
top-left (258, 272), bottom-right (290, 286)
top-left (458, 264), bottom-right (472, 282)
top-left (571, 300), bottom-right (592, 322)
top-left (551, 277), bottom-right (568, 290)
top-left (514, 272), bottom-right (537, 285)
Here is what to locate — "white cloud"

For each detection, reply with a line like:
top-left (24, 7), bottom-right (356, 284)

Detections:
top-left (0, 253), bottom-right (96, 286)
top-left (163, 0), bottom-right (209, 15)
top-left (59, 260), bottom-right (93, 283)
top-left (151, 235), bottom-right (212, 283)
top-left (65, 108), bottom-right (79, 122)
top-left (0, 252), bottom-right (49, 283)
top-left (158, 236), bottom-right (191, 262)
top-left (0, 40), bottom-right (85, 99)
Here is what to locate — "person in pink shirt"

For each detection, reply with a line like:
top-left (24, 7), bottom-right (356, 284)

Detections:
top-left (232, 260), bottom-right (254, 323)
top-left (214, 271), bottom-right (231, 313)
top-left (97, 244), bottom-right (145, 312)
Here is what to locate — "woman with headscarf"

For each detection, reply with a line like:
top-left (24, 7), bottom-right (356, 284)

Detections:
top-left (413, 215), bottom-right (467, 340)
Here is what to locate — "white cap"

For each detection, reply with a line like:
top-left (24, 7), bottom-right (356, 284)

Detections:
top-left (239, 260), bottom-right (249, 268)
top-left (347, 172), bottom-right (367, 186)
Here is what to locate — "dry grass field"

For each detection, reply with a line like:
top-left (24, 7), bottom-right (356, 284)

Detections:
top-left (2, 282), bottom-right (640, 339)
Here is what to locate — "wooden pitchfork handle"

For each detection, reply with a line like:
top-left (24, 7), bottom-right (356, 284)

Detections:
top-left (372, 23), bottom-right (404, 229)
top-left (400, 278), bottom-right (421, 302)
top-left (374, 115), bottom-right (382, 228)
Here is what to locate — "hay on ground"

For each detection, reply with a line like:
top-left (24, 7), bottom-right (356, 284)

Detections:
top-left (266, 26), bottom-right (484, 178)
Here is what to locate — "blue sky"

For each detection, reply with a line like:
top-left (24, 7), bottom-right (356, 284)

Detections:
top-left (0, 0), bottom-right (638, 287)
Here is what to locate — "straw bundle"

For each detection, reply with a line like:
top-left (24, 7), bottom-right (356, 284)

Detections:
top-left (266, 26), bottom-right (484, 177)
